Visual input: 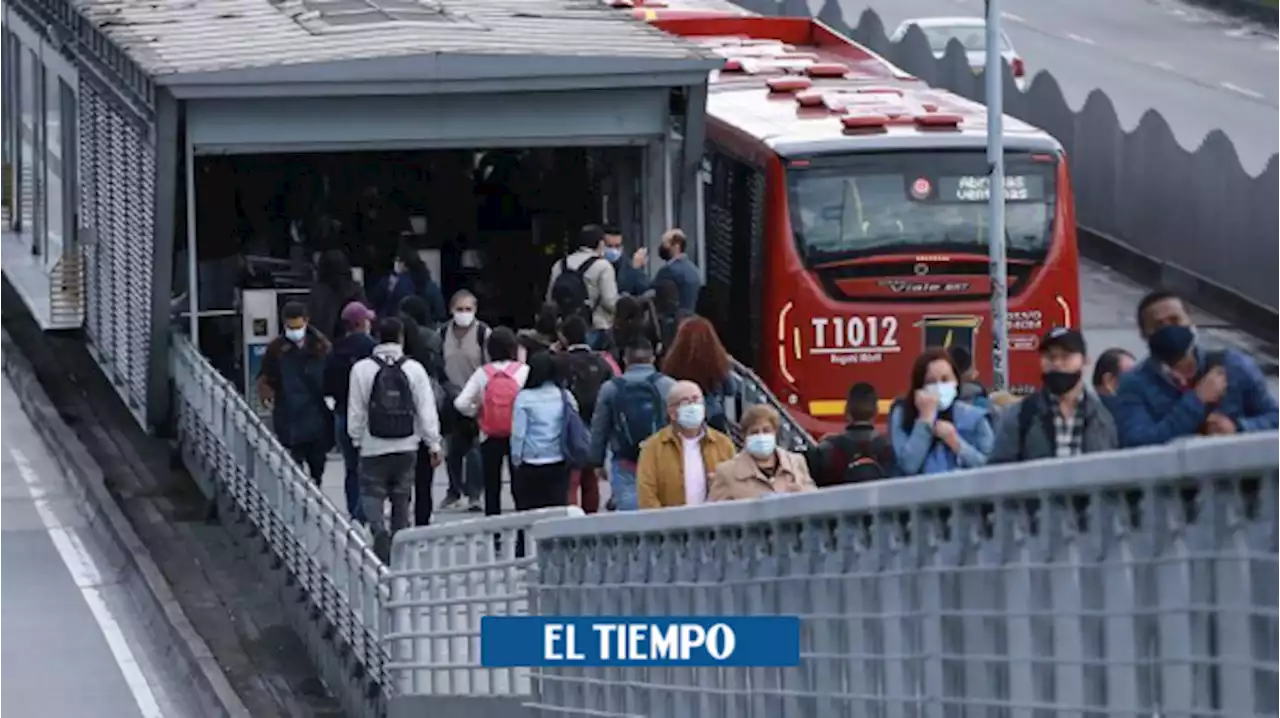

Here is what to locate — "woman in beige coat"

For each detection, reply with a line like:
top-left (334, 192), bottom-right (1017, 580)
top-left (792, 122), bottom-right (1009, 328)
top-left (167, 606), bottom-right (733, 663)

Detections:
top-left (708, 405), bottom-right (817, 502)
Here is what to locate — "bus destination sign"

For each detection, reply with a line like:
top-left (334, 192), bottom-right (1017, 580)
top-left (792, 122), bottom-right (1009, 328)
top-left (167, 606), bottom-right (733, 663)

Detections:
top-left (938, 175), bottom-right (1045, 202)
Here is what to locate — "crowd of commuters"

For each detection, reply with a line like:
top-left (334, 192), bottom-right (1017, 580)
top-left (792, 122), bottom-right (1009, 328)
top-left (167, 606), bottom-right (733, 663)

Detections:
top-left (258, 227), bottom-right (1278, 558)
top-left (255, 223), bottom-right (726, 554)
top-left (803, 290), bottom-right (1276, 483)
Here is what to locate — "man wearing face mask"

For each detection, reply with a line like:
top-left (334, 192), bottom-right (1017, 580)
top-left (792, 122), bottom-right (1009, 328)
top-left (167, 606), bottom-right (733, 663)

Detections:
top-left (601, 226), bottom-right (650, 298)
top-left (647, 229), bottom-right (702, 314)
top-left (256, 301), bottom-right (333, 484)
top-left (636, 380), bottom-right (735, 508)
top-left (437, 289), bottom-right (490, 511)
top-left (1114, 290), bottom-right (1278, 447)
top-left (989, 328), bottom-right (1117, 463)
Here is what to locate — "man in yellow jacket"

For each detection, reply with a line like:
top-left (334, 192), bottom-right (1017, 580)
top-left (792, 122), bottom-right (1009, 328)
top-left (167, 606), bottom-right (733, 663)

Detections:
top-left (637, 380), bottom-right (736, 508)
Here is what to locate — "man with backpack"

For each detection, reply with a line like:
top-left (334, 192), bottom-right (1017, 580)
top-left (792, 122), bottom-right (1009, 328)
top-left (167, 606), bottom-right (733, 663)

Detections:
top-left (453, 327), bottom-right (529, 516)
top-left (546, 224), bottom-right (619, 349)
top-left (554, 315), bottom-right (621, 512)
top-left (586, 338), bottom-right (675, 511)
top-left (989, 328), bottom-right (1118, 463)
top-left (805, 382), bottom-right (896, 486)
top-left (347, 317), bottom-right (443, 562)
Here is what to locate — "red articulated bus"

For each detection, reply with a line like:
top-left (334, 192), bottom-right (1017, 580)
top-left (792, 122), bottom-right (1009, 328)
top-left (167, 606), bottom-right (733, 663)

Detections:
top-left (619, 2), bottom-right (1081, 438)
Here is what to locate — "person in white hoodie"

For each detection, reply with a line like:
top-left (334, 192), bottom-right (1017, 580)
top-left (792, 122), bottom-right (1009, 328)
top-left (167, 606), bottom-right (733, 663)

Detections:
top-left (348, 317), bottom-right (443, 561)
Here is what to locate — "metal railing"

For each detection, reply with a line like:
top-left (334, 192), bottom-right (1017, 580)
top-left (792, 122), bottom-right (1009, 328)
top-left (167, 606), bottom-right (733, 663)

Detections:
top-left (170, 335), bottom-right (389, 715)
top-left (526, 432), bottom-right (1280, 718)
top-left (382, 507), bottom-right (583, 699)
top-left (727, 358), bottom-right (816, 452)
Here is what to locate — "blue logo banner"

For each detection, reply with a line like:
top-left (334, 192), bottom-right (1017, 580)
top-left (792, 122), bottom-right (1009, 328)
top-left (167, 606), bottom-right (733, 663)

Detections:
top-left (480, 616), bottom-right (801, 667)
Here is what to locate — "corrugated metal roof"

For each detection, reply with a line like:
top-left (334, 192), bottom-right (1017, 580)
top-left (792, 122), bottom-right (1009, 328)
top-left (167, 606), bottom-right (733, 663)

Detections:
top-left (74, 0), bottom-right (718, 78)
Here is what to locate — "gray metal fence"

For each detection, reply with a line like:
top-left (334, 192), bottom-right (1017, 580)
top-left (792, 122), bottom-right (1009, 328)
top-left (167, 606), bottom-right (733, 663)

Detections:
top-left (735, 0), bottom-right (1279, 326)
top-left (383, 508), bottom-right (582, 701)
top-left (170, 335), bottom-right (390, 718)
top-left (79, 80), bottom-right (157, 425)
top-left (528, 432), bottom-right (1280, 718)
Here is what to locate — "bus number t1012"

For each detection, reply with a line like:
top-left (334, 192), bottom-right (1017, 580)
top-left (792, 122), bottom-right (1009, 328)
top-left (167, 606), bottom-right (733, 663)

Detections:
top-left (810, 316), bottom-right (900, 365)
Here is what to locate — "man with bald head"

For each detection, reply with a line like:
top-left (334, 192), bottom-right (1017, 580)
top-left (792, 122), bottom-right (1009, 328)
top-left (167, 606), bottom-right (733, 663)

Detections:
top-left (636, 380), bottom-right (735, 508)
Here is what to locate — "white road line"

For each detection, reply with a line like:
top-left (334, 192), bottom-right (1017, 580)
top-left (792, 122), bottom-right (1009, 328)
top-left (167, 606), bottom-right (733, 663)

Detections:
top-left (1000, 11), bottom-right (1026, 23)
top-left (1066, 33), bottom-right (1097, 45)
top-left (1220, 81), bottom-right (1265, 99)
top-left (10, 448), bottom-right (164, 718)
top-left (1152, 60), bottom-right (1176, 71)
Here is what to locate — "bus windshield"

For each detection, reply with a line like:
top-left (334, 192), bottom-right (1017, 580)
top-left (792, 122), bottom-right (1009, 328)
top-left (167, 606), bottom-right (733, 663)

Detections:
top-left (787, 151), bottom-right (1058, 264)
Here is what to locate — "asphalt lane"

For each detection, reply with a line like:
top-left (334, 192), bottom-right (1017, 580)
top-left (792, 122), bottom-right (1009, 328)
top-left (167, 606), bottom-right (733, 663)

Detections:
top-left (0, 378), bottom-right (206, 718)
top-left (839, 0), bottom-right (1279, 174)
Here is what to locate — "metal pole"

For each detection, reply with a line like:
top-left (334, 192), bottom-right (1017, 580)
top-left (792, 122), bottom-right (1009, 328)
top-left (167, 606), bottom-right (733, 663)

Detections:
top-left (184, 134), bottom-right (199, 346)
top-left (985, 0), bottom-right (1009, 392)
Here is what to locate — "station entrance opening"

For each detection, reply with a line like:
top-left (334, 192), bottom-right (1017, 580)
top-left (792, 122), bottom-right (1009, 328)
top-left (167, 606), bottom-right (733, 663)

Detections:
top-left (186, 144), bottom-right (648, 396)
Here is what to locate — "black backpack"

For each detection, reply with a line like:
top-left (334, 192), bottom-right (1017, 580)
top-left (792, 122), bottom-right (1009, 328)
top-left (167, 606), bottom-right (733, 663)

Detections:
top-left (830, 431), bottom-right (890, 484)
top-left (564, 350), bottom-right (612, 422)
top-left (611, 374), bottom-right (667, 462)
top-left (550, 256), bottom-right (600, 320)
top-left (367, 356), bottom-right (417, 439)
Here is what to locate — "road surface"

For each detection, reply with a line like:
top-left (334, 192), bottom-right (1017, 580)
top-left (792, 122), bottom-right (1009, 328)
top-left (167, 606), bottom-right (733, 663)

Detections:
top-left (0, 377), bottom-right (206, 718)
top-left (839, 0), bottom-right (1279, 174)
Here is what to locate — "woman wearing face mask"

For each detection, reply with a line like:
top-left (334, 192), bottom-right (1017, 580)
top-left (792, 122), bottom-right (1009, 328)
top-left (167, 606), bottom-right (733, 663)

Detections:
top-left (708, 405), bottom-right (815, 501)
top-left (890, 348), bottom-right (994, 476)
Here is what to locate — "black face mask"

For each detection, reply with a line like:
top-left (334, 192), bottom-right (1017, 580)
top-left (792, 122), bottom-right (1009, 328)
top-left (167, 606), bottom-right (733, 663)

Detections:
top-left (1147, 325), bottom-right (1195, 365)
top-left (1042, 370), bottom-right (1082, 396)
top-left (658, 246), bottom-right (673, 262)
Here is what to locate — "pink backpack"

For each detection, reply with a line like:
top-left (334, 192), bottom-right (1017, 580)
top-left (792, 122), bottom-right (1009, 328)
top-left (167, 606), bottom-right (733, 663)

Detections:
top-left (479, 363), bottom-right (522, 438)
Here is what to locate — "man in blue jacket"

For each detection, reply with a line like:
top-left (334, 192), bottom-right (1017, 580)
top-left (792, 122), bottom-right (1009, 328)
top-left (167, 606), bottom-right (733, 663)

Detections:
top-left (1113, 290), bottom-right (1277, 447)
top-left (324, 302), bottom-right (378, 522)
top-left (650, 229), bottom-right (702, 314)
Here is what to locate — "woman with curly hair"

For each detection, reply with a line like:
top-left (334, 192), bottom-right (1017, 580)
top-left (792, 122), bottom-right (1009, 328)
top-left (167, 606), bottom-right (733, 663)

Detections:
top-left (660, 316), bottom-right (740, 434)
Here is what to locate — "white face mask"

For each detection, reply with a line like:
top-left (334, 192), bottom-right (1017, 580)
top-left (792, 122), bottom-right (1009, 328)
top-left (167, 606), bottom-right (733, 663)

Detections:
top-left (284, 327), bottom-right (306, 343)
top-left (453, 310), bottom-right (476, 328)
top-left (928, 380), bottom-right (959, 411)
top-left (745, 432), bottom-right (777, 458)
top-left (675, 402), bottom-right (706, 430)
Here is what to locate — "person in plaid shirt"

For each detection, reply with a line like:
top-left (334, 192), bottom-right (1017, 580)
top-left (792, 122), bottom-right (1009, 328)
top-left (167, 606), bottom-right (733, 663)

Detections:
top-left (989, 328), bottom-right (1118, 463)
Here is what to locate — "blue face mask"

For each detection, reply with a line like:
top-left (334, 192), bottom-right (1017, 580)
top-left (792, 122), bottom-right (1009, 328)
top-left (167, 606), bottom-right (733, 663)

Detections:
top-left (676, 402), bottom-right (706, 430)
top-left (929, 381), bottom-right (958, 411)
top-left (284, 327), bottom-right (306, 343)
top-left (1148, 324), bottom-right (1196, 365)
top-left (603, 247), bottom-right (623, 263)
top-left (745, 433), bottom-right (777, 458)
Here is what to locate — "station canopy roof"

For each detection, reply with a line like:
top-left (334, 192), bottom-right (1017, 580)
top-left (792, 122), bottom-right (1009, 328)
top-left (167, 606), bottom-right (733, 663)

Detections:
top-left (77, 0), bottom-right (722, 95)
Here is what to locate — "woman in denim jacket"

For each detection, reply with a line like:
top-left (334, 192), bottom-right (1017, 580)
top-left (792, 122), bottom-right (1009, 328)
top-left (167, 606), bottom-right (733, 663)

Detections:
top-left (890, 348), bottom-right (994, 476)
top-left (511, 352), bottom-right (578, 511)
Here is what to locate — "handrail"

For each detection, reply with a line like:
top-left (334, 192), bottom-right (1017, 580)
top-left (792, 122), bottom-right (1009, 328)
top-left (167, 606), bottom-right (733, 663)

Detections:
top-left (726, 357), bottom-right (817, 452)
top-left (169, 334), bottom-right (391, 696)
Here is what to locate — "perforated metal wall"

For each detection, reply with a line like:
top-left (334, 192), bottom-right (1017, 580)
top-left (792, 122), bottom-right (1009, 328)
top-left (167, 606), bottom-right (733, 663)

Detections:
top-left (78, 80), bottom-right (156, 419)
top-left (702, 150), bottom-right (766, 367)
